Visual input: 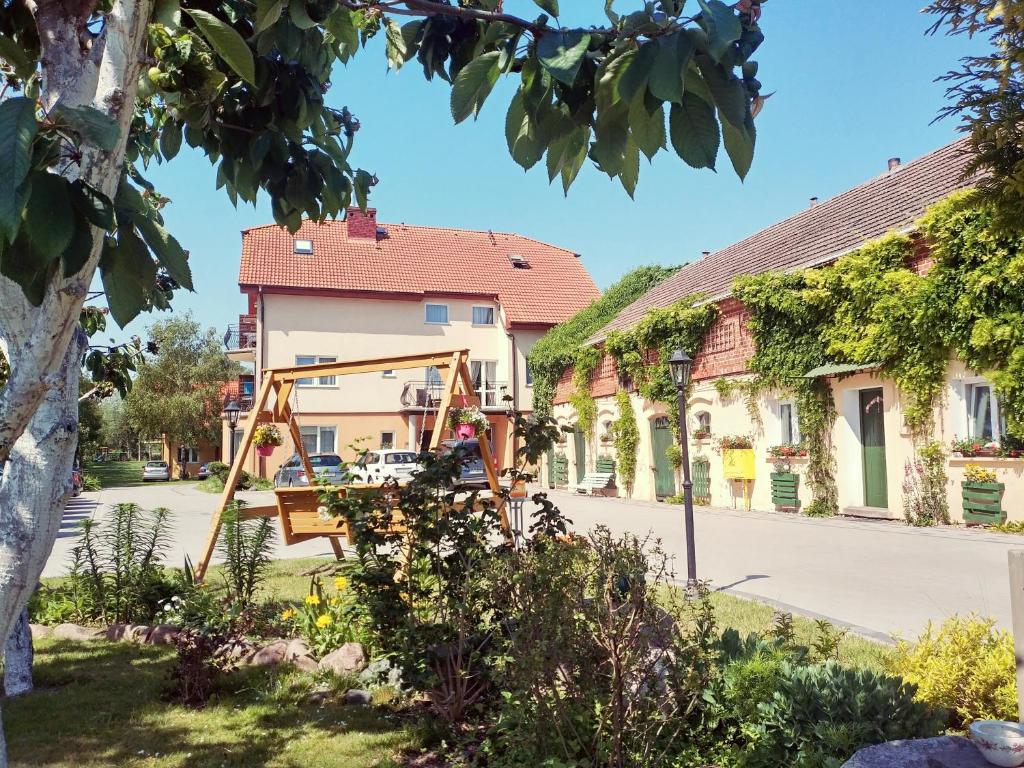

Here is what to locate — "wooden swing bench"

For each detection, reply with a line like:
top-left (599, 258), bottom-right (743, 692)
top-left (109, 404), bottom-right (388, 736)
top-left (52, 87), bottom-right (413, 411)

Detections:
top-left (192, 349), bottom-right (509, 580)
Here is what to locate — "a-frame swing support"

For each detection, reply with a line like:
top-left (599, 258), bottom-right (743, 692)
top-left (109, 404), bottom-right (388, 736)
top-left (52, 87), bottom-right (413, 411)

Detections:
top-left (193, 349), bottom-right (507, 580)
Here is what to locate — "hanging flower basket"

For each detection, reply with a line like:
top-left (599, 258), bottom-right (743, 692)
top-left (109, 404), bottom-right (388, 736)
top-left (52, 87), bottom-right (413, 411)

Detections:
top-left (448, 405), bottom-right (487, 439)
top-left (253, 424), bottom-right (283, 458)
top-left (456, 423), bottom-right (477, 440)
top-left (256, 444), bottom-right (274, 457)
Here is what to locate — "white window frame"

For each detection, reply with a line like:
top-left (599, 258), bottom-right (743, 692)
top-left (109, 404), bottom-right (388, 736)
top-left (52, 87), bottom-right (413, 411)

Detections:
top-left (380, 431), bottom-right (395, 450)
top-left (295, 355), bottom-right (338, 387)
top-left (471, 305), bottom-right (495, 326)
top-left (525, 357), bottom-right (533, 387)
top-left (470, 359), bottom-right (500, 407)
top-left (779, 401), bottom-right (800, 445)
top-left (425, 303), bottom-right (449, 325)
top-left (964, 377), bottom-right (1005, 442)
top-left (293, 239), bottom-right (313, 254)
top-left (299, 425), bottom-right (337, 454)
top-left (181, 446), bottom-right (199, 463)
top-left (382, 369), bottom-right (396, 378)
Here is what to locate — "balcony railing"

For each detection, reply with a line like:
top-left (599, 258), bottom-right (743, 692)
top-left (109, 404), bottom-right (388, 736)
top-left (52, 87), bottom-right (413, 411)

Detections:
top-left (224, 314), bottom-right (256, 352)
top-left (400, 380), bottom-right (509, 410)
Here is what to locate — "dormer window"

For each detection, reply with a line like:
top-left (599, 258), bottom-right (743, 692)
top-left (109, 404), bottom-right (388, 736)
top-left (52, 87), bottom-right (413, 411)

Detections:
top-left (294, 239), bottom-right (313, 254)
top-left (507, 253), bottom-right (529, 268)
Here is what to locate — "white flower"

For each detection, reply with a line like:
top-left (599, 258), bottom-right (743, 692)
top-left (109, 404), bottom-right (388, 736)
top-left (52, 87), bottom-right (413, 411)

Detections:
top-left (317, 505), bottom-right (331, 520)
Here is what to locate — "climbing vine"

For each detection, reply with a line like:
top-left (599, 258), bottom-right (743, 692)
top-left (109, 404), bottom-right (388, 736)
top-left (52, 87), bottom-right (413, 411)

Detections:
top-left (612, 389), bottom-right (639, 495)
top-left (568, 346), bottom-right (601, 435)
top-left (529, 266), bottom-right (679, 418)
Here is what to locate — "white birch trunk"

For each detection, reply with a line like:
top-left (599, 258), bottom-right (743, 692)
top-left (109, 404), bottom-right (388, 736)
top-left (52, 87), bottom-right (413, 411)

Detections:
top-left (4, 608), bottom-right (33, 697)
top-left (0, 1), bottom-right (153, 763)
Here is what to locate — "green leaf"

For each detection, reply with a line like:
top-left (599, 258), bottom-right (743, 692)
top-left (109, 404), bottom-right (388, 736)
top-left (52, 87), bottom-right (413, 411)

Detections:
top-left (670, 92), bottom-right (719, 170)
top-left (722, 112), bottom-right (755, 180)
top-left (648, 31), bottom-right (694, 104)
top-left (23, 172), bottom-right (73, 262)
top-left (325, 8), bottom-right (359, 58)
top-left (617, 42), bottom-right (657, 104)
top-left (384, 19), bottom-right (422, 71)
top-left (69, 179), bottom-right (114, 230)
top-left (629, 96), bottom-right (665, 161)
top-left (533, 0), bottom-right (559, 15)
top-left (53, 105), bottom-right (120, 151)
top-left (536, 29), bottom-right (590, 86)
top-left (255, 0), bottom-right (282, 32)
top-left (697, 0), bottom-right (742, 63)
top-left (451, 51), bottom-right (502, 124)
top-left (160, 120), bottom-right (183, 160)
top-left (101, 231), bottom-right (157, 328)
top-left (0, 97), bottom-right (38, 243)
top-left (505, 91), bottom-right (545, 171)
top-left (62, 215), bottom-right (97, 277)
top-left (619, 136), bottom-right (640, 199)
top-left (0, 32), bottom-right (35, 78)
top-left (697, 57), bottom-right (747, 127)
top-left (559, 127), bottom-right (590, 194)
top-left (289, 0), bottom-right (317, 30)
top-left (185, 9), bottom-right (256, 85)
top-left (134, 215), bottom-right (194, 291)
top-left (353, 169), bottom-right (374, 211)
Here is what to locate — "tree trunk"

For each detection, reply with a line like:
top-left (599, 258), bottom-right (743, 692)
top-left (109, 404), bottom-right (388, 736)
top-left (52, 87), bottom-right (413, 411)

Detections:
top-left (4, 608), bottom-right (33, 697)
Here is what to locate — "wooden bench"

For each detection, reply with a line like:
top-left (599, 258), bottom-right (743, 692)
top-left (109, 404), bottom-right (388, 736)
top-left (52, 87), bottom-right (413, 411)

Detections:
top-left (571, 472), bottom-right (615, 495)
top-left (273, 485), bottom-right (413, 547)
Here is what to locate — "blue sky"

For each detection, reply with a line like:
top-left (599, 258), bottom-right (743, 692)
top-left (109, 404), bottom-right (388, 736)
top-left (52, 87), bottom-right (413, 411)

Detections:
top-left (124, 1), bottom-right (980, 344)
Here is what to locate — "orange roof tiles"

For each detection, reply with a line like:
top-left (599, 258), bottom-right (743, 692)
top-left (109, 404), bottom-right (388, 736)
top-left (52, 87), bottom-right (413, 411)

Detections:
top-left (239, 210), bottom-right (601, 328)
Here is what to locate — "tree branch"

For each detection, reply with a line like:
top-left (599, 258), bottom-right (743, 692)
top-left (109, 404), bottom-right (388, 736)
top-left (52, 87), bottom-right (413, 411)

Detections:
top-left (338, 0), bottom-right (566, 35)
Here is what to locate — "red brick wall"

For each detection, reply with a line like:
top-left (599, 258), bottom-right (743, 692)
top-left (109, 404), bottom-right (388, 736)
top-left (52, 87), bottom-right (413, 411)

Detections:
top-left (552, 348), bottom-right (621, 405)
top-left (691, 297), bottom-right (755, 381)
top-left (906, 235), bottom-right (934, 276)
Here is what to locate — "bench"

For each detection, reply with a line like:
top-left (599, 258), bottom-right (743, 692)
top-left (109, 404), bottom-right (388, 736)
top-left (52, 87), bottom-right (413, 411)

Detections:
top-left (273, 485), bottom-right (410, 547)
top-left (571, 472), bottom-right (615, 495)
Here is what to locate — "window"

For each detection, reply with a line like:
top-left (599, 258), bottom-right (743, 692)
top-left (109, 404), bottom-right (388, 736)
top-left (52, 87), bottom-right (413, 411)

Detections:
top-left (299, 425), bottom-right (336, 454)
top-left (472, 306), bottom-right (494, 325)
top-left (525, 357), bottom-right (533, 387)
top-left (704, 319), bottom-right (738, 354)
top-left (695, 411), bottom-right (711, 434)
top-left (296, 355), bottom-right (337, 386)
top-left (382, 370), bottom-right (396, 378)
top-left (293, 239), bottom-right (313, 254)
top-left (470, 360), bottom-right (500, 406)
top-left (425, 303), bottom-right (449, 324)
top-left (779, 402), bottom-right (800, 444)
top-left (180, 446), bottom-right (199, 463)
top-left (966, 381), bottom-right (1006, 441)
top-left (426, 365), bottom-right (443, 386)
top-left (386, 452), bottom-right (417, 464)
top-left (380, 431), bottom-right (395, 450)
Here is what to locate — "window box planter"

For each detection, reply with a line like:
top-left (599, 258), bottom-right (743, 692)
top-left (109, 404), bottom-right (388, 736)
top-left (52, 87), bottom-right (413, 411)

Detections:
top-left (723, 449), bottom-right (756, 480)
top-left (771, 472), bottom-right (801, 510)
top-left (962, 480), bottom-right (1006, 525)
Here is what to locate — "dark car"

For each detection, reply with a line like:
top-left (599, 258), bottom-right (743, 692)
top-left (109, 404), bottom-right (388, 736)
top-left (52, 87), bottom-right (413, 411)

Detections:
top-left (197, 462), bottom-right (211, 480)
top-left (273, 453), bottom-right (347, 487)
top-left (440, 439), bottom-right (490, 489)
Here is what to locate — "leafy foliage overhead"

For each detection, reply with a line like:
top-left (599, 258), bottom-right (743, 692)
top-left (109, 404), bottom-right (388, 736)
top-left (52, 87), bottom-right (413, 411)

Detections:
top-left (0, 0), bottom-right (767, 325)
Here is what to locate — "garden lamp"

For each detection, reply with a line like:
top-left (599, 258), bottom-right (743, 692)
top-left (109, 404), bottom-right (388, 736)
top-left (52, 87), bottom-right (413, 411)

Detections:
top-left (668, 349), bottom-right (697, 589)
top-left (668, 349), bottom-right (693, 391)
top-left (223, 400), bottom-right (241, 463)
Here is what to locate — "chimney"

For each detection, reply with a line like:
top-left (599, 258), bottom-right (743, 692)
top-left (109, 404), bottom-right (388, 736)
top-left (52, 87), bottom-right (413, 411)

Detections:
top-left (346, 206), bottom-right (378, 239)
top-left (809, 196), bottom-right (819, 207)
top-left (701, 250), bottom-right (711, 260)
top-left (887, 157), bottom-right (901, 172)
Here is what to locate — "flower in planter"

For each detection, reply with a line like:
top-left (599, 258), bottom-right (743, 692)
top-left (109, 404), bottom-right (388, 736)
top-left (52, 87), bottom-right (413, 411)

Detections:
top-left (253, 424), bottom-right (283, 448)
top-left (693, 428), bottom-right (712, 441)
top-left (964, 464), bottom-right (998, 484)
top-left (717, 435), bottom-right (753, 452)
top-left (447, 405), bottom-right (488, 432)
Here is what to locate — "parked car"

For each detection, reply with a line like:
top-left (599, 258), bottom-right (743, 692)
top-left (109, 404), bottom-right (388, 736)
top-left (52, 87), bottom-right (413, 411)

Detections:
top-left (348, 449), bottom-right (421, 484)
top-left (440, 439), bottom-right (490, 489)
top-left (273, 453), bottom-right (346, 487)
top-left (197, 462), bottom-right (212, 480)
top-left (142, 461), bottom-right (171, 482)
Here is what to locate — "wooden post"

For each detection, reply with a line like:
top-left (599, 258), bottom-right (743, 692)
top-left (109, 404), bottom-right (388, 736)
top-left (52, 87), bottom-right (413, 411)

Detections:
top-left (1008, 550), bottom-right (1024, 722)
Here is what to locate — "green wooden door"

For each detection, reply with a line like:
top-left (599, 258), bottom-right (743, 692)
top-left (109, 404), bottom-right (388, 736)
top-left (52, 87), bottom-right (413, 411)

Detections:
top-left (651, 417), bottom-right (676, 499)
top-left (546, 447), bottom-right (555, 489)
top-left (573, 428), bottom-right (587, 483)
top-left (859, 388), bottom-right (889, 508)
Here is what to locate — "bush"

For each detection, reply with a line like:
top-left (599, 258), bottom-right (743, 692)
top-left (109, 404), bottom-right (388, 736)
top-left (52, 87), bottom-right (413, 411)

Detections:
top-left (281, 575), bottom-right (363, 657)
top-left (888, 615), bottom-right (1016, 728)
top-left (217, 501), bottom-right (275, 608)
top-left (81, 472), bottom-right (102, 491)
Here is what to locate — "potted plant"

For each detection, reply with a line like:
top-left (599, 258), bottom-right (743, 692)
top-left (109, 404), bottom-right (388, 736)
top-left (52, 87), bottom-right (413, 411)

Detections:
top-left (952, 438), bottom-right (1001, 458)
top-left (693, 426), bottom-right (712, 441)
top-left (718, 435), bottom-right (755, 480)
top-left (449, 405), bottom-right (488, 440)
top-left (962, 463), bottom-right (1006, 525)
top-left (767, 442), bottom-right (808, 459)
top-left (253, 424), bottom-right (283, 457)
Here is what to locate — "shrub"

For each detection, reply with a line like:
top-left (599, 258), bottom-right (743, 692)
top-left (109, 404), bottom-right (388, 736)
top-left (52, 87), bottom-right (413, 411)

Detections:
top-left (888, 615), bottom-right (1016, 728)
top-left (81, 472), bottom-right (102, 491)
top-left (282, 575), bottom-right (363, 657)
top-left (902, 441), bottom-right (950, 526)
top-left (217, 501), bottom-right (275, 608)
top-left (205, 461), bottom-right (260, 490)
top-left (166, 629), bottom-right (232, 708)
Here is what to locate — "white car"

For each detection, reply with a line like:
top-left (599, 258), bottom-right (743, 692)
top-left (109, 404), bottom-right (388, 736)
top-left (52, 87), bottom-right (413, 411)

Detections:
top-left (349, 450), bottom-right (421, 484)
top-left (142, 461), bottom-right (171, 482)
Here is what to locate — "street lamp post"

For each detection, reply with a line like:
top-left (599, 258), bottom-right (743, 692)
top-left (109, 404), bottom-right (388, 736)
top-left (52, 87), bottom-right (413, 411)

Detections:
top-left (668, 349), bottom-right (696, 588)
top-left (223, 401), bottom-right (241, 465)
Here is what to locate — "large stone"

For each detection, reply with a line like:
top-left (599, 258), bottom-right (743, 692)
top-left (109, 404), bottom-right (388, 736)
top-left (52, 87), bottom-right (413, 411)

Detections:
top-left (106, 624), bottom-right (151, 643)
top-left (285, 638), bottom-right (312, 661)
top-left (52, 623), bottom-right (105, 641)
top-left (343, 688), bottom-right (372, 706)
top-left (145, 625), bottom-right (180, 645)
top-left (842, 736), bottom-right (990, 767)
top-left (319, 643), bottom-right (367, 676)
top-left (250, 639), bottom-right (289, 667)
top-left (29, 624), bottom-right (52, 640)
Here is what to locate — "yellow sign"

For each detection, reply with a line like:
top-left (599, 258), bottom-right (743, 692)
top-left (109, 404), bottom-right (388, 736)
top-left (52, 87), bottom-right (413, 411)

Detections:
top-left (723, 449), bottom-right (756, 480)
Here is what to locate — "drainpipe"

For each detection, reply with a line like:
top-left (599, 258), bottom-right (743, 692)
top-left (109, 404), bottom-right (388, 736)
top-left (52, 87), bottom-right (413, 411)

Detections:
top-left (506, 327), bottom-right (519, 465)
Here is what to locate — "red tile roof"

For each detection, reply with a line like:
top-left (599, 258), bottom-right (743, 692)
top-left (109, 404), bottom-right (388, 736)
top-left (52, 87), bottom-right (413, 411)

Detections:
top-left (239, 210), bottom-right (600, 328)
top-left (592, 138), bottom-right (976, 342)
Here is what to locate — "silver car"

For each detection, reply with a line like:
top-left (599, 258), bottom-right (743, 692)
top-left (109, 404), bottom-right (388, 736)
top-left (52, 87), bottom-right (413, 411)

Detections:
top-left (273, 453), bottom-right (347, 487)
top-left (142, 461), bottom-right (171, 482)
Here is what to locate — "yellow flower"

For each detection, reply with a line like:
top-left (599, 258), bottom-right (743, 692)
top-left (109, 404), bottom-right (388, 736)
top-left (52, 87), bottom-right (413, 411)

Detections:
top-left (304, 594), bottom-right (321, 606)
top-left (329, 598), bottom-right (340, 606)
top-left (315, 614), bottom-right (333, 628)
top-left (280, 608), bottom-right (296, 621)
top-left (334, 576), bottom-right (347, 591)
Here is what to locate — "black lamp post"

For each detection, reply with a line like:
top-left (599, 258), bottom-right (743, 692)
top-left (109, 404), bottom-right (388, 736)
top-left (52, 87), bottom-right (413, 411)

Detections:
top-left (223, 400), bottom-right (241, 464)
top-left (668, 349), bottom-right (696, 588)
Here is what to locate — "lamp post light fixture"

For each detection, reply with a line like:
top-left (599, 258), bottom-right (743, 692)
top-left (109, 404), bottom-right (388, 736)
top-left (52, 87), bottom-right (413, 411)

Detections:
top-left (223, 400), bottom-right (241, 465)
top-left (667, 349), bottom-right (697, 589)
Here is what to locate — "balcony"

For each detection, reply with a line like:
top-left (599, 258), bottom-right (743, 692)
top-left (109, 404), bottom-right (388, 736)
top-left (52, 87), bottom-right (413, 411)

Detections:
top-left (224, 314), bottom-right (256, 362)
top-left (399, 379), bottom-right (509, 411)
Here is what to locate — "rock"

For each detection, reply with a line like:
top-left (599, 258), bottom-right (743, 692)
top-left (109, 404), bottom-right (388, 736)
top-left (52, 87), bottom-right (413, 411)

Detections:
top-left (842, 736), bottom-right (990, 767)
top-left (285, 638), bottom-right (312, 661)
top-left (319, 643), bottom-right (367, 676)
top-left (343, 688), bottom-right (372, 706)
top-left (291, 654), bottom-right (319, 673)
top-left (216, 639), bottom-right (257, 665)
top-left (106, 624), bottom-right (151, 643)
top-left (249, 639), bottom-right (289, 667)
top-left (52, 623), bottom-right (104, 642)
top-left (29, 624), bottom-right (52, 640)
top-left (358, 657), bottom-right (406, 690)
top-left (146, 625), bottom-right (180, 645)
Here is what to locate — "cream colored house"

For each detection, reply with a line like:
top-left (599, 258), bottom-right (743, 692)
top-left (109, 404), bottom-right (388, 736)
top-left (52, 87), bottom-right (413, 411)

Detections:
top-left (548, 140), bottom-right (1024, 523)
top-left (224, 207), bottom-right (600, 477)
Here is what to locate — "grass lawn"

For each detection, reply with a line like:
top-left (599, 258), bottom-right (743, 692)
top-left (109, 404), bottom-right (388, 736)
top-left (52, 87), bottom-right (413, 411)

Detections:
top-left (84, 461), bottom-right (197, 490)
top-left (13, 557), bottom-right (892, 767)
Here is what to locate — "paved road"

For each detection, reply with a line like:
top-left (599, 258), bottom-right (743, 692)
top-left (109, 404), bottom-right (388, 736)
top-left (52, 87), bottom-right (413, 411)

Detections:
top-left (547, 489), bottom-right (1023, 641)
top-left (44, 484), bottom-right (1024, 640)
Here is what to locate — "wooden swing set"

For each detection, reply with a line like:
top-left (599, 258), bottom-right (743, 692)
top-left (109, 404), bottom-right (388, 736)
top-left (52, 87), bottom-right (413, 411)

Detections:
top-left (193, 349), bottom-right (508, 580)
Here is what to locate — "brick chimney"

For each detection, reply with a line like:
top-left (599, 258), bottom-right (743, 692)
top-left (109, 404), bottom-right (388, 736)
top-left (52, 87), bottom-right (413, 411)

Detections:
top-left (887, 157), bottom-right (901, 172)
top-left (346, 206), bottom-right (377, 239)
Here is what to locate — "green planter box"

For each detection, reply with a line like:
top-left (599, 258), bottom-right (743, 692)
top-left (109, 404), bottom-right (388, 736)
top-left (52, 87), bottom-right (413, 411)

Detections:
top-left (771, 472), bottom-right (801, 510)
top-left (962, 480), bottom-right (1006, 525)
